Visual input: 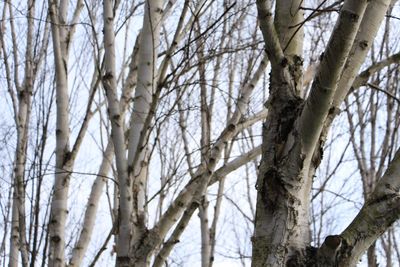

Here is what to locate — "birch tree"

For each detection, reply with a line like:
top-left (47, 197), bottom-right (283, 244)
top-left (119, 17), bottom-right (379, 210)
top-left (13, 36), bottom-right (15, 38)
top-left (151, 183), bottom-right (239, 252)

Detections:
top-left (5, 1), bottom-right (36, 265)
top-left (2, 0), bottom-right (400, 266)
top-left (1, 1), bottom-right (51, 266)
top-left (253, 0), bottom-right (400, 265)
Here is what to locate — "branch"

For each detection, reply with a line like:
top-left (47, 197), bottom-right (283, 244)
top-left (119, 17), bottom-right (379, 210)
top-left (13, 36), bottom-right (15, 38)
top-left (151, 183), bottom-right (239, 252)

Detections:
top-left (332, 0), bottom-right (392, 108)
top-left (152, 204), bottom-right (197, 267)
top-left (152, 145), bottom-right (261, 267)
top-left (210, 145), bottom-right (262, 185)
top-left (153, 141), bottom-right (262, 245)
top-left (235, 109), bottom-right (268, 134)
top-left (69, 71), bottom-right (100, 163)
top-left (256, 0), bottom-right (285, 68)
top-left (366, 83), bottom-right (400, 104)
top-left (298, 0), bottom-right (368, 155)
top-left (337, 148), bottom-right (400, 266)
top-left (352, 51), bottom-right (400, 89)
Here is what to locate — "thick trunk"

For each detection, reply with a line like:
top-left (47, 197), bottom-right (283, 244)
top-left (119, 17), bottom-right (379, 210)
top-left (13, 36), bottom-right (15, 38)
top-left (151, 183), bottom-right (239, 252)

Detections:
top-left (252, 93), bottom-right (310, 266)
top-left (253, 1), bottom-right (370, 266)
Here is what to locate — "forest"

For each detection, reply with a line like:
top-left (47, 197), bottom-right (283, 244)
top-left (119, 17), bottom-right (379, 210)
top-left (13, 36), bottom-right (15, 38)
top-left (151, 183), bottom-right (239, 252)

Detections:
top-left (1, 0), bottom-right (400, 266)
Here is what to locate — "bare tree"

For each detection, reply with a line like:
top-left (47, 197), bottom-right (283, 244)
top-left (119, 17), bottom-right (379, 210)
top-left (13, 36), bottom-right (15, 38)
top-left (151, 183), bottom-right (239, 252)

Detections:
top-left (2, 1), bottom-right (400, 266)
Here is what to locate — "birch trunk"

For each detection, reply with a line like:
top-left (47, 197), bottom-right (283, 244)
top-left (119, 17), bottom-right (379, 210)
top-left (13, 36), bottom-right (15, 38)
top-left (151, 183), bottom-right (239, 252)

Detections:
top-left (3, 1), bottom-right (398, 266)
top-left (102, 1), bottom-right (133, 265)
top-left (8, 1), bottom-right (35, 265)
top-left (126, 1), bottom-right (162, 265)
top-left (252, 0), bottom-right (370, 265)
top-left (68, 142), bottom-right (113, 267)
top-left (48, 0), bottom-right (72, 265)
top-left (253, 0), bottom-right (395, 266)
top-left (9, 71), bottom-right (31, 267)
top-left (127, 0), bottom-right (162, 228)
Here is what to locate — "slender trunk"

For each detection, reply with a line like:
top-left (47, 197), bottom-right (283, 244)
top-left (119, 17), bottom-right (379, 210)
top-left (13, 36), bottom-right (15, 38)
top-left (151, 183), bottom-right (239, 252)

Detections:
top-left (209, 176), bottom-right (226, 267)
top-left (197, 24), bottom-right (212, 266)
top-left (126, 1), bottom-right (163, 265)
top-left (9, 1), bottom-right (35, 265)
top-left (9, 195), bottom-right (20, 267)
top-left (102, 1), bottom-right (132, 265)
top-left (9, 91), bottom-right (31, 267)
top-left (127, 0), bottom-right (163, 225)
top-left (30, 98), bottom-right (52, 267)
top-left (47, 1), bottom-right (71, 265)
top-left (0, 5), bottom-right (18, 265)
top-left (199, 198), bottom-right (211, 267)
top-left (68, 142), bottom-right (113, 266)
top-left (10, 97), bottom-right (31, 267)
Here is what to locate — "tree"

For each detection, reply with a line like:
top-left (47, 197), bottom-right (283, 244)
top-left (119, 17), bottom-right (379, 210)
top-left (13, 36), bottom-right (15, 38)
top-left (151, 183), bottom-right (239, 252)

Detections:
top-left (2, 0), bottom-right (400, 267)
top-left (252, 0), bottom-right (400, 266)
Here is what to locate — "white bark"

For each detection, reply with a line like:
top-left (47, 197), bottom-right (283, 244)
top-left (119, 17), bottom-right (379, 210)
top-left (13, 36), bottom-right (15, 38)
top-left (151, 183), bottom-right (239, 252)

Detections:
top-left (298, 0), bottom-right (368, 156)
top-left (152, 145), bottom-right (261, 267)
top-left (8, 1), bottom-right (35, 265)
top-left (68, 143), bottom-right (113, 267)
top-left (353, 51), bottom-right (400, 90)
top-left (274, 0), bottom-right (304, 94)
top-left (127, 0), bottom-right (163, 226)
top-left (152, 204), bottom-right (197, 267)
top-left (47, 0), bottom-right (85, 264)
top-left (119, 2), bottom-right (163, 266)
top-left (48, 0), bottom-right (71, 264)
top-left (256, 0), bottom-right (286, 69)
top-left (3, 1), bottom-right (397, 266)
top-left (274, 0), bottom-right (303, 57)
top-left (332, 0), bottom-right (392, 109)
top-left (199, 197), bottom-right (211, 267)
top-left (102, 0), bottom-right (132, 265)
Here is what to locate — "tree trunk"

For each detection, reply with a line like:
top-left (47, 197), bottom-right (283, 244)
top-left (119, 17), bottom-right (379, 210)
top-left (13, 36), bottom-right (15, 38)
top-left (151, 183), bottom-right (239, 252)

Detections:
top-left (252, 0), bottom-right (395, 266)
top-left (127, 0), bottom-right (163, 242)
top-left (253, 0), bottom-right (370, 265)
top-left (48, 1), bottom-right (73, 265)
